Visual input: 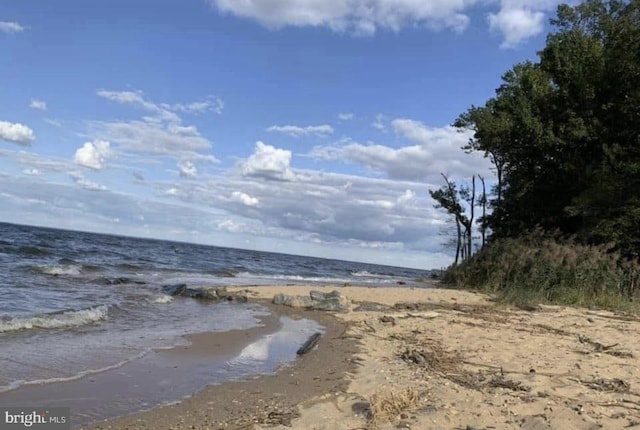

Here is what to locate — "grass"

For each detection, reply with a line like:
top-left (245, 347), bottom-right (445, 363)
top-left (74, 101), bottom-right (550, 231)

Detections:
top-left (443, 230), bottom-right (640, 312)
top-left (368, 387), bottom-right (419, 428)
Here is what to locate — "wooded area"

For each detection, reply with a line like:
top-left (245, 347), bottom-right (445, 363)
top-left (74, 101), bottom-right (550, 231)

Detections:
top-left (434, 0), bottom-right (640, 307)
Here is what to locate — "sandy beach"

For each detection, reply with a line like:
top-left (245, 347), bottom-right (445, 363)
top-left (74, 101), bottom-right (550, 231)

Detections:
top-left (80, 283), bottom-right (640, 429)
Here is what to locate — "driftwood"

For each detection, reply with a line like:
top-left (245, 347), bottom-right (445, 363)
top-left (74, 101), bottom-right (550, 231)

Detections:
top-left (297, 332), bottom-right (322, 355)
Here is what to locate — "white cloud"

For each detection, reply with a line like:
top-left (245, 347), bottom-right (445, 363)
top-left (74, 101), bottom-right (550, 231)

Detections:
top-left (97, 89), bottom-right (223, 119)
top-left (397, 189), bottom-right (415, 205)
top-left (0, 21), bottom-right (25, 34)
top-left (69, 172), bottom-right (107, 191)
top-left (209, 0), bottom-right (475, 35)
top-left (94, 90), bottom-right (218, 162)
top-left (74, 140), bottom-right (112, 170)
top-left (178, 160), bottom-right (198, 178)
top-left (312, 119), bottom-right (492, 181)
top-left (242, 141), bottom-right (295, 181)
top-left (231, 191), bottom-right (259, 206)
top-left (29, 99), bottom-right (47, 111)
top-left (170, 96), bottom-right (224, 115)
top-left (338, 113), bottom-right (354, 121)
top-left (0, 121), bottom-right (35, 145)
top-left (489, 0), bottom-right (563, 48)
top-left (94, 120), bottom-right (214, 158)
top-left (208, 0), bottom-right (563, 46)
top-left (267, 124), bottom-right (334, 137)
top-left (372, 113), bottom-right (386, 131)
top-left (23, 168), bottom-right (40, 176)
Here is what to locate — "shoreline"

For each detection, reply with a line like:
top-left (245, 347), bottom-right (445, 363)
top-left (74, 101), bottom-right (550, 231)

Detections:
top-left (14, 283), bottom-right (640, 429)
top-left (81, 300), bottom-right (359, 429)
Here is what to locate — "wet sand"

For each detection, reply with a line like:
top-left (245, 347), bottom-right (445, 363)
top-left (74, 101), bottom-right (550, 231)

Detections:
top-left (80, 302), bottom-right (357, 429)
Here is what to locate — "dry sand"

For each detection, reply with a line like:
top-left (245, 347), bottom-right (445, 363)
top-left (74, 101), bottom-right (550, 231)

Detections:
top-left (84, 284), bottom-right (640, 429)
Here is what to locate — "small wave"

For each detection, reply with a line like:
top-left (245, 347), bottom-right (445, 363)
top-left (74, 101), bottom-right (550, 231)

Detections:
top-left (149, 294), bottom-right (173, 304)
top-left (34, 264), bottom-right (83, 276)
top-left (351, 270), bottom-right (373, 277)
top-left (0, 305), bottom-right (108, 333)
top-left (0, 349), bottom-right (149, 394)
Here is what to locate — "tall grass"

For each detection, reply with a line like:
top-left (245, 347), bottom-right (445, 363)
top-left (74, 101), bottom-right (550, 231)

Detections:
top-left (444, 230), bottom-right (640, 311)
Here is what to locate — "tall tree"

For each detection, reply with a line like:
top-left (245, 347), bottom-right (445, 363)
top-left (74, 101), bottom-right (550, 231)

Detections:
top-left (429, 174), bottom-right (465, 265)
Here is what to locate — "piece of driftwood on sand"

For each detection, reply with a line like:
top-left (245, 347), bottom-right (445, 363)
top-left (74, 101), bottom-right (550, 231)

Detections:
top-left (297, 332), bottom-right (322, 355)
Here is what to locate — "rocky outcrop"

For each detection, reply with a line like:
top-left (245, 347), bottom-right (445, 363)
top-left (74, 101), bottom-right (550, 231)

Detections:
top-left (272, 290), bottom-right (349, 312)
top-left (161, 284), bottom-right (247, 303)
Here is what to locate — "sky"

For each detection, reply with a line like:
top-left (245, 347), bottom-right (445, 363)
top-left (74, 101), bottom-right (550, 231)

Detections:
top-left (0, 0), bottom-right (569, 269)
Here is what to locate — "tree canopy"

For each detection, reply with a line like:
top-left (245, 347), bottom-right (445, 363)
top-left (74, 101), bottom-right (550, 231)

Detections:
top-left (454, 0), bottom-right (640, 257)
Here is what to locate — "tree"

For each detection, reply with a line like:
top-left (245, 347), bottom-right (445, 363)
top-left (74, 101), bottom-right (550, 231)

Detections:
top-left (430, 174), bottom-right (483, 265)
top-left (429, 174), bottom-right (465, 265)
top-left (459, 175), bottom-right (476, 259)
top-left (454, 0), bottom-right (640, 256)
top-left (477, 175), bottom-right (488, 249)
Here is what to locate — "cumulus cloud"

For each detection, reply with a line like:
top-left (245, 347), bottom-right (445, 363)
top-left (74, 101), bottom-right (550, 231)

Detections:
top-left (29, 99), bottom-right (47, 111)
top-left (231, 191), bottom-right (259, 206)
top-left (208, 0), bottom-right (474, 35)
top-left (311, 119), bottom-right (492, 181)
top-left (208, 0), bottom-right (562, 46)
top-left (489, 0), bottom-right (562, 48)
top-left (0, 121), bottom-right (35, 145)
top-left (0, 21), bottom-right (25, 34)
top-left (267, 124), bottom-right (334, 137)
top-left (74, 140), bottom-right (112, 169)
top-left (338, 113), bottom-right (354, 121)
top-left (242, 141), bottom-right (295, 181)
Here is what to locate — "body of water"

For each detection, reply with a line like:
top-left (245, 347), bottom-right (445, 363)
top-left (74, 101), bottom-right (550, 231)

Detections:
top-left (0, 222), bottom-right (433, 423)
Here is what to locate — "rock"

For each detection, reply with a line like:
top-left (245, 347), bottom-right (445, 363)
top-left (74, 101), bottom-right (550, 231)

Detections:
top-left (160, 284), bottom-right (247, 303)
top-left (162, 283), bottom-right (187, 296)
top-left (223, 293), bottom-right (247, 303)
top-left (309, 290), bottom-right (349, 312)
top-left (310, 290), bottom-right (341, 300)
top-left (200, 286), bottom-right (223, 300)
top-left (272, 290), bottom-right (349, 312)
top-left (272, 294), bottom-right (314, 308)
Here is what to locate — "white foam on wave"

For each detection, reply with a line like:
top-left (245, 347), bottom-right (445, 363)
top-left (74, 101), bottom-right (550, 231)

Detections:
top-left (150, 294), bottom-right (173, 304)
top-left (0, 305), bottom-right (108, 333)
top-left (36, 264), bottom-right (82, 276)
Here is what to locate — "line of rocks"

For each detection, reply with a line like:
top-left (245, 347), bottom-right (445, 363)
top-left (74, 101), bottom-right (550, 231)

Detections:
top-left (161, 284), bottom-right (248, 302)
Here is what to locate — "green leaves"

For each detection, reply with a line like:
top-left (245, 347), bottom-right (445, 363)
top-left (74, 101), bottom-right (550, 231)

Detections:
top-left (454, 0), bottom-right (640, 257)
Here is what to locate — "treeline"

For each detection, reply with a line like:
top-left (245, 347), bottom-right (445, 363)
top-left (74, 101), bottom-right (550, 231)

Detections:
top-left (437, 0), bottom-right (640, 308)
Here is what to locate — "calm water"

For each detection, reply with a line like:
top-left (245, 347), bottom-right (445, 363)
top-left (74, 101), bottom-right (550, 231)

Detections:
top-left (0, 222), bottom-right (433, 421)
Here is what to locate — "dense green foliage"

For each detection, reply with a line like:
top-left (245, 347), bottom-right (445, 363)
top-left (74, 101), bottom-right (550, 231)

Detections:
top-left (455, 0), bottom-right (640, 256)
top-left (444, 1), bottom-right (640, 309)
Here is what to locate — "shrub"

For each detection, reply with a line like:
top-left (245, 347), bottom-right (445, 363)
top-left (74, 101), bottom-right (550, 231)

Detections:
top-left (444, 230), bottom-right (640, 311)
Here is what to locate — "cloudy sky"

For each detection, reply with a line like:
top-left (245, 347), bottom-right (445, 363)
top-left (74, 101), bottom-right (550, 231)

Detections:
top-left (0, 0), bottom-right (566, 269)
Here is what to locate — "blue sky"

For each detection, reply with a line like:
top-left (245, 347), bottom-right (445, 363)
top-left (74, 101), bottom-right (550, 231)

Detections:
top-left (1, 0), bottom-right (567, 269)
